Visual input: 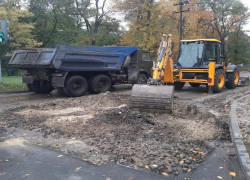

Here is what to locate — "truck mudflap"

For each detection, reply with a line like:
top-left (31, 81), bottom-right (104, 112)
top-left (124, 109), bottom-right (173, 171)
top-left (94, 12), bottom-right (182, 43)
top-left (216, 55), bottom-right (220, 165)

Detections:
top-left (238, 77), bottom-right (250, 87)
top-left (22, 75), bottom-right (34, 84)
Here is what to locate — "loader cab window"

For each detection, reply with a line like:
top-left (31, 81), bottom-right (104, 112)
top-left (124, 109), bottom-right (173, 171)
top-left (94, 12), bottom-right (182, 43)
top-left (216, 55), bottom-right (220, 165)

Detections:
top-left (142, 52), bottom-right (151, 61)
top-left (178, 42), bottom-right (204, 68)
top-left (204, 42), bottom-right (219, 63)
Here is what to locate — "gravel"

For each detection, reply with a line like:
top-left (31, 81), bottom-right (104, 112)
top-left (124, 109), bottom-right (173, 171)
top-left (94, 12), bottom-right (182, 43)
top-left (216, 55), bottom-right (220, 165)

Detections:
top-left (0, 92), bottom-right (230, 175)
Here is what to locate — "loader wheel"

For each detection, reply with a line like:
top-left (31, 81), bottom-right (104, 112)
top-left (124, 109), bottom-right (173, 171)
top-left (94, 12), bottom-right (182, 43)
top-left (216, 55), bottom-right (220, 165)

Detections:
top-left (65, 76), bottom-right (88, 97)
top-left (225, 68), bottom-right (239, 89)
top-left (174, 82), bottom-right (185, 90)
top-left (31, 81), bottom-right (54, 94)
top-left (90, 75), bottom-right (112, 94)
top-left (213, 69), bottom-right (226, 93)
top-left (27, 84), bottom-right (34, 92)
top-left (189, 83), bottom-right (200, 88)
top-left (136, 73), bottom-right (148, 84)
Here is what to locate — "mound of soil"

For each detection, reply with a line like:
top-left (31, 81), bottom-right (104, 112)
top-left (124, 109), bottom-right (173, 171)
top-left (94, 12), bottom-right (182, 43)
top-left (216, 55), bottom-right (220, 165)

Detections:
top-left (237, 96), bottom-right (250, 142)
top-left (0, 92), bottom-right (229, 175)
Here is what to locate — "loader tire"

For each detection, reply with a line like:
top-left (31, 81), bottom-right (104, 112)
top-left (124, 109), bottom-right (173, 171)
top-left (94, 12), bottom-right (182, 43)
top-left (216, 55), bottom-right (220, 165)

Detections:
top-left (225, 68), bottom-right (239, 89)
top-left (174, 82), bottom-right (185, 90)
top-left (213, 69), bottom-right (226, 93)
top-left (31, 81), bottom-right (54, 94)
top-left (65, 76), bottom-right (88, 97)
top-left (189, 83), bottom-right (200, 87)
top-left (90, 75), bottom-right (112, 94)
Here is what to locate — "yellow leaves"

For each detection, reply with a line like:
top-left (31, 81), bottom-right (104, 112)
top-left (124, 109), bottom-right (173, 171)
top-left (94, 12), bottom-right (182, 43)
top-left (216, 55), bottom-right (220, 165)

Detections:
top-left (180, 153), bottom-right (183, 157)
top-left (179, 160), bottom-right (184, 165)
top-left (187, 168), bottom-right (192, 172)
top-left (25, 174), bottom-right (31, 176)
top-left (229, 172), bottom-right (236, 177)
top-left (145, 165), bottom-right (150, 169)
top-left (74, 167), bottom-right (81, 172)
top-left (0, 173), bottom-right (5, 176)
top-left (219, 167), bottom-right (223, 169)
top-left (217, 176), bottom-right (223, 179)
top-left (106, 178), bottom-right (111, 180)
top-left (57, 155), bottom-right (63, 158)
top-left (127, 177), bottom-right (134, 180)
top-left (161, 172), bottom-right (169, 176)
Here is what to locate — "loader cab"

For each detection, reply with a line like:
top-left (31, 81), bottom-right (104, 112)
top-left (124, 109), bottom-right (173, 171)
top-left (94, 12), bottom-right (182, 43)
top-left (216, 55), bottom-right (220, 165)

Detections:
top-left (177, 39), bottom-right (222, 68)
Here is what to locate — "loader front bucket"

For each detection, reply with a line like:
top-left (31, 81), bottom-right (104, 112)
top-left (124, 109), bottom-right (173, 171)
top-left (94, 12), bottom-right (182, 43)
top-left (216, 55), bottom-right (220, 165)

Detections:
top-left (130, 84), bottom-right (174, 112)
top-left (238, 77), bottom-right (250, 87)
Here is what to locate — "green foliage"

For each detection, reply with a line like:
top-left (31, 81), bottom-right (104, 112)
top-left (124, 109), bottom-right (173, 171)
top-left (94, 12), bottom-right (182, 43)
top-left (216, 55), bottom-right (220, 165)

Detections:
top-left (0, 76), bottom-right (27, 91)
top-left (228, 30), bottom-right (250, 65)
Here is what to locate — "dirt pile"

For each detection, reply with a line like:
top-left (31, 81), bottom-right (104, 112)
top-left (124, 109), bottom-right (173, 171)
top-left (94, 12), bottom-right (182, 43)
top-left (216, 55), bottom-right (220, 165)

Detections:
top-left (0, 92), bottom-right (229, 175)
top-left (237, 96), bottom-right (250, 141)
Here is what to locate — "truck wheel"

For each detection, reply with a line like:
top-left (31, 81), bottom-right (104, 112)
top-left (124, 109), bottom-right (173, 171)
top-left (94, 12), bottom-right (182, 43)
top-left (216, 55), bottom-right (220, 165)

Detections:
top-left (57, 87), bottom-right (67, 96)
top-left (90, 75), bottom-right (112, 94)
top-left (136, 73), bottom-right (147, 84)
top-left (65, 76), bottom-right (88, 97)
top-left (225, 68), bottom-right (239, 89)
top-left (27, 84), bottom-right (34, 92)
top-left (213, 69), bottom-right (226, 93)
top-left (174, 82), bottom-right (185, 90)
top-left (31, 81), bottom-right (54, 94)
top-left (189, 83), bottom-right (200, 87)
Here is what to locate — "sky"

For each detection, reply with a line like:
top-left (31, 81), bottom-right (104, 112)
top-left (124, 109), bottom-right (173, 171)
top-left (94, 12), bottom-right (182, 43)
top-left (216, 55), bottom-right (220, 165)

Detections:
top-left (241, 0), bottom-right (250, 32)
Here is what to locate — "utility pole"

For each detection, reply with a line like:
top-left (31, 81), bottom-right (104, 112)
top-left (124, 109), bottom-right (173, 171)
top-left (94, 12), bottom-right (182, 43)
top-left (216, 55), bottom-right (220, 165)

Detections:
top-left (173, 0), bottom-right (190, 41)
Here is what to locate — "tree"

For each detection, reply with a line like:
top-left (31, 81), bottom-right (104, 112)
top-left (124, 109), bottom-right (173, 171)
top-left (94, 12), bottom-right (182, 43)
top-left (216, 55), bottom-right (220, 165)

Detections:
top-left (28, 0), bottom-right (121, 47)
top-left (227, 30), bottom-right (250, 65)
top-left (203, 0), bottom-right (250, 62)
top-left (0, 0), bottom-right (39, 76)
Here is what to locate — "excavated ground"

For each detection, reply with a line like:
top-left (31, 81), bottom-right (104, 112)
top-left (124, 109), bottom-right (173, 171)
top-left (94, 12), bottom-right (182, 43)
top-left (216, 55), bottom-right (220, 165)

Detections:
top-left (237, 96), bottom-right (250, 154)
top-left (0, 92), bottom-right (230, 175)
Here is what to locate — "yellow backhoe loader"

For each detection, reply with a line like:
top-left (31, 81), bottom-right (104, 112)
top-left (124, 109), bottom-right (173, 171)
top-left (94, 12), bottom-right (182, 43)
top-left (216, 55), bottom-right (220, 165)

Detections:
top-left (130, 34), bottom-right (249, 111)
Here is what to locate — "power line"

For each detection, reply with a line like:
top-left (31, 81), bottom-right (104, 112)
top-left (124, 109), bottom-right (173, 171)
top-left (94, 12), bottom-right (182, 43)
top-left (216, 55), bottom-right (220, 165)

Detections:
top-left (173, 0), bottom-right (190, 40)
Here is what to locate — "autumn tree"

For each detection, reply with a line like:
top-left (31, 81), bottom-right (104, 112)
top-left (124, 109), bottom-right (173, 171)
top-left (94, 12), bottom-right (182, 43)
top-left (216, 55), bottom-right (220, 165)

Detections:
top-left (0, 0), bottom-right (39, 75)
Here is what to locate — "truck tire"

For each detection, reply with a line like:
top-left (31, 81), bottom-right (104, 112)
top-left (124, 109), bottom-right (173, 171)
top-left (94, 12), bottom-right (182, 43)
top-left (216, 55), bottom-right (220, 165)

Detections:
top-left (27, 84), bottom-right (34, 92)
top-left (225, 68), bottom-right (239, 89)
top-left (90, 75), bottom-right (112, 94)
top-left (64, 76), bottom-right (88, 97)
top-left (213, 69), bottom-right (226, 93)
top-left (31, 81), bottom-right (54, 94)
top-left (189, 83), bottom-right (200, 87)
top-left (174, 82), bottom-right (185, 90)
top-left (136, 73), bottom-right (147, 84)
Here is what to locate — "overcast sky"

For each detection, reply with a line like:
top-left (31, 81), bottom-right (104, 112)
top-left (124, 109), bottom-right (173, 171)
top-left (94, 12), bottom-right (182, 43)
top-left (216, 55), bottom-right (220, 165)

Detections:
top-left (241, 0), bottom-right (250, 32)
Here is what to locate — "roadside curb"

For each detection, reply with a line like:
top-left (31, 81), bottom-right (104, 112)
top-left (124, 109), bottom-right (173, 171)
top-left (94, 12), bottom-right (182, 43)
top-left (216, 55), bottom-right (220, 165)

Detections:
top-left (229, 94), bottom-right (250, 180)
top-left (0, 90), bottom-right (30, 94)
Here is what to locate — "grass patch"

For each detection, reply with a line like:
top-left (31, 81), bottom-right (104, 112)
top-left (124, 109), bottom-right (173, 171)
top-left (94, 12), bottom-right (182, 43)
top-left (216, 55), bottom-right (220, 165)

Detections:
top-left (0, 76), bottom-right (27, 92)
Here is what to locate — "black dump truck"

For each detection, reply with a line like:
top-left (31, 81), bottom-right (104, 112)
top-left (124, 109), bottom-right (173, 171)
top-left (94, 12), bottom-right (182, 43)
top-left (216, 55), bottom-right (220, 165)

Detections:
top-left (9, 45), bottom-right (153, 97)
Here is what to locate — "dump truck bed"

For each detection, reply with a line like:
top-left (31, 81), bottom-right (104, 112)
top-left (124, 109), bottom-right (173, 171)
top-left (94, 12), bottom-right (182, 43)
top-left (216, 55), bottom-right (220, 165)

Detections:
top-left (9, 45), bottom-right (139, 71)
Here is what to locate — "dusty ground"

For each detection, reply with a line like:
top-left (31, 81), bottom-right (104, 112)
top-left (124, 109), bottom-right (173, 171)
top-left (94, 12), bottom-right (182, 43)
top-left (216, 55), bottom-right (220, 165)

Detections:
top-left (237, 96), bottom-right (250, 154)
top-left (0, 71), bottom-right (250, 176)
top-left (0, 92), bottom-right (230, 175)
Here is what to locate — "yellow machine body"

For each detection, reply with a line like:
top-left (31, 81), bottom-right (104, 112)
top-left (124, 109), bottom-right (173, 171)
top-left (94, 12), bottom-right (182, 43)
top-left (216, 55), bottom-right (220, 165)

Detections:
top-left (131, 35), bottom-right (247, 111)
